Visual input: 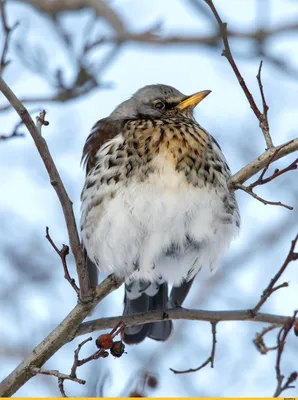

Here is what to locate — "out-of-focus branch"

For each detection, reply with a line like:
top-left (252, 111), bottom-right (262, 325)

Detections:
top-left (0, 84), bottom-right (105, 112)
top-left (0, 274), bottom-right (123, 397)
top-left (15, 0), bottom-right (126, 35)
top-left (0, 0), bottom-right (19, 73)
top-left (0, 76), bottom-right (92, 301)
top-left (170, 322), bottom-right (217, 374)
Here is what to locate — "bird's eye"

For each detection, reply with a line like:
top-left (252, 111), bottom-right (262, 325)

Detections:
top-left (153, 101), bottom-right (165, 110)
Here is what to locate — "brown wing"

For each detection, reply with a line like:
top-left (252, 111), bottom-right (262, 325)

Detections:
top-left (81, 117), bottom-right (122, 175)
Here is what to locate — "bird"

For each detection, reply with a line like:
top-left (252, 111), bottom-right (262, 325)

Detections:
top-left (80, 84), bottom-right (240, 344)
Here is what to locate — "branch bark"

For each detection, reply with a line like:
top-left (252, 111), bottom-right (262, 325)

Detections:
top-left (0, 76), bottom-right (92, 302)
top-left (76, 309), bottom-right (297, 338)
top-left (0, 274), bottom-right (123, 397)
top-left (228, 139), bottom-right (298, 189)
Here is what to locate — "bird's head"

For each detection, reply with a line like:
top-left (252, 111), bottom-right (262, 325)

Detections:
top-left (109, 84), bottom-right (211, 121)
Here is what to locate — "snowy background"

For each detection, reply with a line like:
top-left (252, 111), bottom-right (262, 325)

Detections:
top-left (0, 0), bottom-right (298, 397)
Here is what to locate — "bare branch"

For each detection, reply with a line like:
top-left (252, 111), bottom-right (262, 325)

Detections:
top-left (0, 76), bottom-right (92, 301)
top-left (0, 84), bottom-right (107, 112)
top-left (253, 324), bottom-right (280, 355)
top-left (235, 183), bottom-right (293, 210)
top-left (273, 311), bottom-right (298, 397)
top-left (203, 0), bottom-right (274, 149)
top-left (46, 227), bottom-right (80, 295)
top-left (0, 274), bottom-right (123, 397)
top-left (0, 130), bottom-right (24, 141)
top-left (77, 309), bottom-right (297, 338)
top-left (249, 155), bottom-right (298, 190)
top-left (228, 139), bottom-right (298, 189)
top-left (17, 0), bottom-right (126, 36)
top-left (32, 321), bottom-right (125, 397)
top-left (170, 322), bottom-right (217, 374)
top-left (0, 0), bottom-right (19, 73)
top-left (256, 61), bottom-right (272, 148)
top-left (32, 367), bottom-right (86, 385)
top-left (252, 235), bottom-right (298, 314)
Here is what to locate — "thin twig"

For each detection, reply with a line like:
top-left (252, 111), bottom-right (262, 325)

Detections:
top-left (235, 183), bottom-right (293, 210)
top-left (252, 234), bottom-right (298, 314)
top-left (31, 368), bottom-right (86, 385)
top-left (256, 61), bottom-right (273, 148)
top-left (229, 139), bottom-right (298, 189)
top-left (273, 310), bottom-right (298, 397)
top-left (58, 378), bottom-right (68, 398)
top-left (204, 0), bottom-right (274, 149)
top-left (35, 109), bottom-right (49, 134)
top-left (253, 324), bottom-right (280, 355)
top-left (0, 0), bottom-right (19, 73)
top-left (0, 274), bottom-right (123, 397)
top-left (45, 227), bottom-right (80, 294)
top-left (0, 76), bottom-right (92, 302)
top-left (0, 107), bottom-right (41, 141)
top-left (170, 322), bottom-right (217, 374)
top-left (0, 131), bottom-right (24, 141)
top-left (33, 323), bottom-right (125, 397)
top-left (234, 141), bottom-right (297, 210)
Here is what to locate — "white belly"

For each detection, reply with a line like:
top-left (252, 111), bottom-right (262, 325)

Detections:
top-left (81, 158), bottom-right (239, 286)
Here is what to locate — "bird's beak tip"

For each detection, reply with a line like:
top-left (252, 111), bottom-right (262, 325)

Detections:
top-left (178, 90), bottom-right (211, 110)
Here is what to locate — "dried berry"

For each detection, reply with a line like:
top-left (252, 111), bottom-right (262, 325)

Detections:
top-left (95, 333), bottom-right (113, 350)
top-left (147, 375), bottom-right (158, 388)
top-left (110, 340), bottom-right (125, 357)
top-left (102, 351), bottom-right (109, 358)
top-left (129, 391), bottom-right (143, 397)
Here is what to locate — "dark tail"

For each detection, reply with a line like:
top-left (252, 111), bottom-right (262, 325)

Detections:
top-left (122, 281), bottom-right (172, 344)
top-left (85, 250), bottom-right (98, 288)
top-left (168, 277), bottom-right (195, 308)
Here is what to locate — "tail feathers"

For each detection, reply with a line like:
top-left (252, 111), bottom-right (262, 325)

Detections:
top-left (84, 249), bottom-right (98, 288)
top-left (168, 277), bottom-right (195, 308)
top-left (122, 293), bottom-right (151, 344)
top-left (123, 282), bottom-right (172, 344)
top-left (148, 282), bottom-right (172, 341)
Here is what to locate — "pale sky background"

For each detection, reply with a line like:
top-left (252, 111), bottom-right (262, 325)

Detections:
top-left (0, 0), bottom-right (298, 397)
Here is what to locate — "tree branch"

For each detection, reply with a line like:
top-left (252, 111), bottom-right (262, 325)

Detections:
top-left (0, 274), bottom-right (123, 397)
top-left (235, 183), bottom-right (293, 210)
top-left (170, 322), bottom-right (217, 374)
top-left (256, 61), bottom-right (272, 148)
top-left (76, 309), bottom-right (297, 338)
top-left (17, 0), bottom-right (126, 36)
top-left (45, 226), bottom-right (80, 295)
top-left (253, 324), bottom-right (280, 355)
top-left (228, 139), bottom-right (298, 189)
top-left (203, 0), bottom-right (274, 149)
top-left (0, 0), bottom-right (19, 73)
top-left (273, 311), bottom-right (298, 397)
top-left (0, 76), bottom-right (92, 302)
top-left (252, 234), bottom-right (298, 314)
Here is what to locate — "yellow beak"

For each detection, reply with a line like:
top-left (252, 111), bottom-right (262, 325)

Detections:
top-left (177, 90), bottom-right (211, 110)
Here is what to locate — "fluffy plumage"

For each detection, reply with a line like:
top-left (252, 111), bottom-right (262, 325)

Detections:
top-left (80, 84), bottom-right (240, 343)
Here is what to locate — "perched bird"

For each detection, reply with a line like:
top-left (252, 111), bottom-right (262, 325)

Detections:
top-left (80, 84), bottom-right (240, 344)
